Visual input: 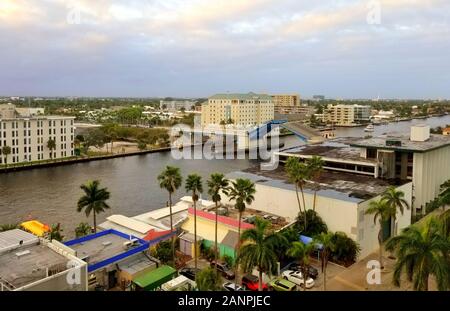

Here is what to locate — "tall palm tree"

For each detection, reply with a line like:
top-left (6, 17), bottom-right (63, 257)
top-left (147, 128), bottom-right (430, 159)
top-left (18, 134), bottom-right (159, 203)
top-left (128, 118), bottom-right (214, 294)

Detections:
top-left (207, 173), bottom-right (230, 270)
top-left (382, 186), bottom-right (410, 235)
top-left (285, 157), bottom-right (310, 231)
top-left (185, 174), bottom-right (203, 270)
top-left (306, 156), bottom-right (324, 216)
top-left (47, 138), bottom-right (56, 160)
top-left (157, 166), bottom-right (182, 265)
top-left (386, 217), bottom-right (450, 291)
top-left (365, 199), bottom-right (394, 269)
top-left (239, 218), bottom-right (287, 291)
top-left (286, 241), bottom-right (314, 291)
top-left (77, 180), bottom-right (111, 233)
top-left (228, 178), bottom-right (256, 286)
top-left (313, 231), bottom-right (335, 291)
top-left (1, 145), bottom-right (11, 168)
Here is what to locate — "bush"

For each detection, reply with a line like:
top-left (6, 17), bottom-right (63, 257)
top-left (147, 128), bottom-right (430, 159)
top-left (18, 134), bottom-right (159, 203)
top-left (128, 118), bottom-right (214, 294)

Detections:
top-left (200, 243), bottom-right (215, 262)
top-left (295, 210), bottom-right (328, 237)
top-left (195, 267), bottom-right (221, 291)
top-left (222, 254), bottom-right (234, 268)
top-left (75, 222), bottom-right (91, 238)
top-left (330, 232), bottom-right (361, 266)
top-left (151, 240), bottom-right (173, 264)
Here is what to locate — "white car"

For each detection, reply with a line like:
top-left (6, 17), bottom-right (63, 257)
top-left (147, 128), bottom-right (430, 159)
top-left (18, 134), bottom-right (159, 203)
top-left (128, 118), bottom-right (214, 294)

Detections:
top-left (281, 270), bottom-right (315, 289)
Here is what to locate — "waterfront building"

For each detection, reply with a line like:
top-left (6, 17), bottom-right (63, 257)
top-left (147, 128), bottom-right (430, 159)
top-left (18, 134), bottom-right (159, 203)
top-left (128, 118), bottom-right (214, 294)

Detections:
top-left (0, 229), bottom-right (87, 291)
top-left (322, 104), bottom-right (371, 126)
top-left (201, 92), bottom-right (274, 127)
top-left (272, 94), bottom-right (301, 107)
top-left (0, 104), bottom-right (75, 165)
top-left (64, 229), bottom-right (154, 291)
top-left (160, 100), bottom-right (196, 112)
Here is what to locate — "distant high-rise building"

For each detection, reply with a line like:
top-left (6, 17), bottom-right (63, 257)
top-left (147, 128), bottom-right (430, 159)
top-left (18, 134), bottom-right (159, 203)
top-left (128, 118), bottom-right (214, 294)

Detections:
top-left (271, 94), bottom-right (301, 107)
top-left (201, 92), bottom-right (274, 127)
top-left (313, 95), bottom-right (325, 101)
top-left (0, 104), bottom-right (75, 165)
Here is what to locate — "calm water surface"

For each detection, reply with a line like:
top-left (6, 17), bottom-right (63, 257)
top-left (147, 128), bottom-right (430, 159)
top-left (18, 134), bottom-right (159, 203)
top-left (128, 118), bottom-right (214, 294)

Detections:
top-left (1, 115), bottom-right (449, 234)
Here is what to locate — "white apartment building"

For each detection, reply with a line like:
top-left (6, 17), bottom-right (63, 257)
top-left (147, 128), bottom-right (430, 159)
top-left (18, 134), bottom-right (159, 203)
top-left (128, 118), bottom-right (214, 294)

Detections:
top-left (323, 104), bottom-right (371, 126)
top-left (160, 100), bottom-right (196, 112)
top-left (201, 92), bottom-right (274, 127)
top-left (0, 105), bottom-right (75, 165)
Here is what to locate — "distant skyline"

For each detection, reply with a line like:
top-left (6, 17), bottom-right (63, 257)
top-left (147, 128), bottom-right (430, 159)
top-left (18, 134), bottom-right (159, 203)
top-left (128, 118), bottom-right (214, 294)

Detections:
top-left (0, 0), bottom-right (449, 99)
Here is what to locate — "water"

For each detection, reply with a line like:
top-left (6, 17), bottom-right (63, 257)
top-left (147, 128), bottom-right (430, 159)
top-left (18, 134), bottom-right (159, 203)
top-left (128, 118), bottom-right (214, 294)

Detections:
top-left (1, 115), bottom-right (449, 235)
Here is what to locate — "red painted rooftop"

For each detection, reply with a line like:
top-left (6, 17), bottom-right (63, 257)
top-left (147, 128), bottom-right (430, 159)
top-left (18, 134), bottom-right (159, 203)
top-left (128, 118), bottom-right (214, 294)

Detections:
top-left (188, 208), bottom-right (254, 230)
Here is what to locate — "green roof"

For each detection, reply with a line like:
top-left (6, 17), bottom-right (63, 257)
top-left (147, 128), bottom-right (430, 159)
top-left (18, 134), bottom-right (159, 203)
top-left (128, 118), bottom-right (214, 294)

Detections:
top-left (132, 265), bottom-right (177, 290)
top-left (209, 92), bottom-right (273, 101)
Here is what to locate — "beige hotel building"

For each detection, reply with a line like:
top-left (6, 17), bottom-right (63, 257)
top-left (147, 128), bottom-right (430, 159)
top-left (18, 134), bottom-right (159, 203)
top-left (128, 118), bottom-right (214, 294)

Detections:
top-left (0, 104), bottom-right (75, 165)
top-left (201, 93), bottom-right (274, 127)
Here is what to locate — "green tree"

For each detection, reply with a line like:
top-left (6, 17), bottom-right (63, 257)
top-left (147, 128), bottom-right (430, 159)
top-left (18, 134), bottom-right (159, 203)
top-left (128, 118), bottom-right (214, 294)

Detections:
top-left (1, 145), bottom-right (12, 168)
top-left (49, 223), bottom-right (64, 242)
top-left (207, 173), bottom-right (230, 270)
top-left (285, 157), bottom-right (310, 231)
top-left (0, 223), bottom-right (18, 232)
top-left (306, 156), bottom-right (324, 217)
top-left (47, 138), bottom-right (56, 160)
top-left (286, 241), bottom-right (314, 291)
top-left (330, 232), bottom-right (361, 266)
top-left (151, 240), bottom-right (173, 264)
top-left (382, 186), bottom-right (410, 234)
top-left (196, 267), bottom-right (222, 291)
top-left (185, 174), bottom-right (203, 270)
top-left (239, 218), bottom-right (287, 291)
top-left (386, 217), bottom-right (450, 291)
top-left (77, 180), bottom-right (111, 233)
top-left (313, 231), bottom-right (336, 291)
top-left (228, 178), bottom-right (256, 286)
top-left (157, 166), bottom-right (182, 265)
top-left (365, 199), bottom-right (393, 269)
top-left (296, 210), bottom-right (328, 237)
top-left (438, 179), bottom-right (450, 210)
top-left (75, 222), bottom-right (92, 237)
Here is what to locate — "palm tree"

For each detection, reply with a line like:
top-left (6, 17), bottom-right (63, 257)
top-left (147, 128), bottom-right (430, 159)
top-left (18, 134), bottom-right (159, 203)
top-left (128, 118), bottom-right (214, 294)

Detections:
top-left (438, 179), bottom-right (450, 210)
top-left (285, 157), bottom-right (310, 231)
top-left (365, 199), bottom-right (393, 269)
top-left (382, 186), bottom-right (410, 235)
top-left (47, 138), bottom-right (56, 160)
top-left (239, 218), bottom-right (287, 291)
top-left (1, 145), bottom-right (11, 168)
top-left (313, 231), bottom-right (335, 291)
top-left (185, 174), bottom-right (203, 270)
top-left (77, 180), bottom-right (111, 233)
top-left (228, 178), bottom-right (256, 286)
top-left (75, 222), bottom-right (92, 237)
top-left (286, 241), bottom-right (314, 291)
top-left (386, 217), bottom-right (450, 291)
top-left (49, 223), bottom-right (64, 242)
top-left (157, 166), bottom-right (182, 265)
top-left (306, 156), bottom-right (324, 216)
top-left (207, 173), bottom-right (230, 270)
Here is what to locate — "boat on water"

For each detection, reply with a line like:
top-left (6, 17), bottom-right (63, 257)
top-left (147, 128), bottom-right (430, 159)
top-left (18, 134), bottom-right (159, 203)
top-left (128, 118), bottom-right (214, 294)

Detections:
top-left (364, 124), bottom-right (375, 132)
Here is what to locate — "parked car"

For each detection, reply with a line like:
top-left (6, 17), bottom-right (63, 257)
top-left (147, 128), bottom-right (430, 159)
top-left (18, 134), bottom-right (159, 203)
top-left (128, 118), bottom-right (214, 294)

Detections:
top-left (284, 262), bottom-right (319, 279)
top-left (268, 278), bottom-right (296, 291)
top-left (210, 261), bottom-right (235, 280)
top-left (223, 282), bottom-right (245, 291)
top-left (281, 270), bottom-right (315, 289)
top-left (241, 274), bottom-right (268, 291)
top-left (179, 267), bottom-right (200, 281)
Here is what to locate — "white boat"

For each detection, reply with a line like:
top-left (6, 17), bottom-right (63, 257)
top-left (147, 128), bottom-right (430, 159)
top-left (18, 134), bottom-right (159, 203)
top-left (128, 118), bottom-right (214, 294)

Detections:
top-left (364, 124), bottom-right (375, 132)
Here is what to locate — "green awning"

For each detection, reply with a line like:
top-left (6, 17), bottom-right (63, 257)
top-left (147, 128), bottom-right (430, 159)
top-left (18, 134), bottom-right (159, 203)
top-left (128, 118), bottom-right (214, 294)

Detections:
top-left (132, 265), bottom-right (177, 290)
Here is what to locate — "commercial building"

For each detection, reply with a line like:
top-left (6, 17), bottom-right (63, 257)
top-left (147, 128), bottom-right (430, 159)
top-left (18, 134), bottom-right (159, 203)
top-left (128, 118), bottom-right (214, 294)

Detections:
top-left (0, 229), bottom-right (87, 291)
top-left (322, 104), bottom-right (371, 126)
top-left (64, 229), bottom-right (152, 290)
top-left (201, 93), bottom-right (274, 127)
top-left (0, 104), bottom-right (75, 165)
top-left (272, 94), bottom-right (301, 107)
top-left (160, 100), bottom-right (196, 112)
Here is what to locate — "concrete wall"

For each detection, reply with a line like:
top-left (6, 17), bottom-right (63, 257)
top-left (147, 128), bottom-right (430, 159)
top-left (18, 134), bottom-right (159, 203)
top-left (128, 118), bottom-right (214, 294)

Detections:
top-left (413, 145), bottom-right (450, 210)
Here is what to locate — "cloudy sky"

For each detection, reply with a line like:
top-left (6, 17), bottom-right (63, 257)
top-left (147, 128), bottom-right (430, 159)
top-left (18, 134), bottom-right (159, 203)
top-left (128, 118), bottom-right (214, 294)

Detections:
top-left (0, 0), bottom-right (449, 99)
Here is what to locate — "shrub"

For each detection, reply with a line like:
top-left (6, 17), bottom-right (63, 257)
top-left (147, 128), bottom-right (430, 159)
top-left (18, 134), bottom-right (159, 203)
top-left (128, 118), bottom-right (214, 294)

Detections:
top-left (151, 240), bottom-right (173, 264)
top-left (330, 232), bottom-right (361, 266)
top-left (75, 222), bottom-right (91, 238)
top-left (200, 243), bottom-right (215, 262)
top-left (196, 267), bottom-right (222, 291)
top-left (296, 210), bottom-right (328, 237)
top-left (222, 254), bottom-right (234, 268)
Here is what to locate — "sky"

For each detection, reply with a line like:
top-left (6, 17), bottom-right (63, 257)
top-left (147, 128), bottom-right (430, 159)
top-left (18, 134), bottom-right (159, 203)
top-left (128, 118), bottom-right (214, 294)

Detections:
top-left (0, 0), bottom-right (449, 99)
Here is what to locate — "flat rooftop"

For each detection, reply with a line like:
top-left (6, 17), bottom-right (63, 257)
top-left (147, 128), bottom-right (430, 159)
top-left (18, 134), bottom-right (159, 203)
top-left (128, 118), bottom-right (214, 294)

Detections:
top-left (0, 242), bottom-right (70, 290)
top-left (278, 138), bottom-right (375, 164)
top-left (227, 165), bottom-right (409, 203)
top-left (65, 230), bottom-right (148, 270)
top-left (350, 134), bottom-right (450, 152)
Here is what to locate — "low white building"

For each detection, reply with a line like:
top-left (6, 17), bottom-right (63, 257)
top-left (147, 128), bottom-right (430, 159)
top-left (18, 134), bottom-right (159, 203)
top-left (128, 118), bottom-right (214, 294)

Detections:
top-left (0, 229), bottom-right (87, 291)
